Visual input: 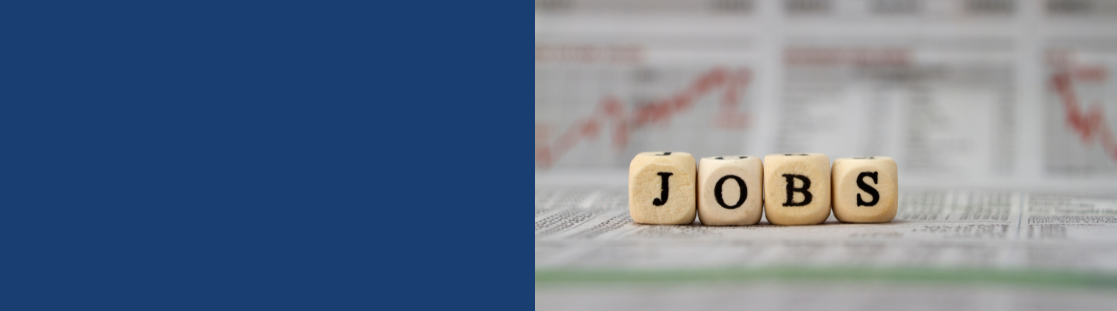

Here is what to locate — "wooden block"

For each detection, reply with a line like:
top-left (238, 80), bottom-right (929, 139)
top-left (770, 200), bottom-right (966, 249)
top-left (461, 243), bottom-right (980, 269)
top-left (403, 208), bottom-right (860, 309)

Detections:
top-left (629, 151), bottom-right (696, 225)
top-left (831, 156), bottom-right (898, 223)
top-left (762, 153), bottom-right (831, 225)
top-left (697, 155), bottom-right (763, 226)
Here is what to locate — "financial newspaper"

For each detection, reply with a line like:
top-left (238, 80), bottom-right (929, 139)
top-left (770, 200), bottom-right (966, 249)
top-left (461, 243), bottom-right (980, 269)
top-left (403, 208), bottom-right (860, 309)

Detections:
top-left (536, 1), bottom-right (1117, 308)
top-left (537, 188), bottom-right (1117, 271)
top-left (536, 0), bottom-right (1117, 192)
top-left (535, 187), bottom-right (1117, 309)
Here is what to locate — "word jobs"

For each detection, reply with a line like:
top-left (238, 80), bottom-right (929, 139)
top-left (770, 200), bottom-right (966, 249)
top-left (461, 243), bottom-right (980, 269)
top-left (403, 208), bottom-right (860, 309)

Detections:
top-left (629, 152), bottom-right (897, 226)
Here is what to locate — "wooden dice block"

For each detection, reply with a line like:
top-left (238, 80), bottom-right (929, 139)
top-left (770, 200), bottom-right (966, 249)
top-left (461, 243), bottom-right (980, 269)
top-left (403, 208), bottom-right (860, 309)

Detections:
top-left (629, 151), bottom-right (696, 225)
top-left (831, 156), bottom-right (898, 223)
top-left (697, 155), bottom-right (763, 226)
top-left (762, 153), bottom-right (831, 225)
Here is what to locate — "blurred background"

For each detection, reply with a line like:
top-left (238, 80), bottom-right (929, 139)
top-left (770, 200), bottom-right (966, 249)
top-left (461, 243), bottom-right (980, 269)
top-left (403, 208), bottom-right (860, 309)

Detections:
top-left (536, 1), bottom-right (1117, 310)
top-left (535, 0), bottom-right (1117, 193)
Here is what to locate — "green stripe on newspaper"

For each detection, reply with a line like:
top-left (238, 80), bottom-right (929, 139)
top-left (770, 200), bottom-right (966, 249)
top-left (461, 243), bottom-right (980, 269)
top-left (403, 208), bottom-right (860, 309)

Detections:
top-left (536, 267), bottom-right (1117, 288)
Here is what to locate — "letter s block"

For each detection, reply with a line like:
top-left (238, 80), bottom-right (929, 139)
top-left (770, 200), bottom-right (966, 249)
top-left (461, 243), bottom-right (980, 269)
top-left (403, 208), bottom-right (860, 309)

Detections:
top-left (831, 157), bottom-right (897, 223)
top-left (629, 151), bottom-right (696, 225)
top-left (697, 155), bottom-right (763, 226)
top-left (763, 153), bottom-right (831, 225)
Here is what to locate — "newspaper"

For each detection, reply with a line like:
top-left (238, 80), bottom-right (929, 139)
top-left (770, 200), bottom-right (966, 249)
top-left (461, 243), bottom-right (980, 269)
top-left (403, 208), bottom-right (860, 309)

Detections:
top-left (535, 1), bottom-right (1117, 308)
top-left (535, 0), bottom-right (1117, 192)
top-left (535, 187), bottom-right (1117, 309)
top-left (537, 188), bottom-right (1117, 271)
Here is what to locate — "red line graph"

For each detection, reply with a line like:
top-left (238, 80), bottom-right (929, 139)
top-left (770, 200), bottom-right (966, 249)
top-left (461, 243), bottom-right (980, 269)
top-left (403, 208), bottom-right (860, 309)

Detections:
top-left (536, 67), bottom-right (752, 168)
top-left (1051, 69), bottom-right (1117, 161)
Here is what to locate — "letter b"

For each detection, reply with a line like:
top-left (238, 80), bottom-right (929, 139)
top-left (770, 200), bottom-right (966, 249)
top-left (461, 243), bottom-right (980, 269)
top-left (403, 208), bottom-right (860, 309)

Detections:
top-left (781, 174), bottom-right (812, 206)
top-left (763, 153), bottom-right (831, 225)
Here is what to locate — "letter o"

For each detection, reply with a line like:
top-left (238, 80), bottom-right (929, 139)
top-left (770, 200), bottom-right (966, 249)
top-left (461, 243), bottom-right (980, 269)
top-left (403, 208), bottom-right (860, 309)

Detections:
top-left (714, 175), bottom-right (746, 209)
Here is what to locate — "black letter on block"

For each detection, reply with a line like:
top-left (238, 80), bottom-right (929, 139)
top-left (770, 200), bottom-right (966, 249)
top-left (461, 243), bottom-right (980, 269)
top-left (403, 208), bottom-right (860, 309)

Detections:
top-left (652, 172), bottom-right (673, 206)
top-left (782, 174), bottom-right (812, 207)
top-left (714, 175), bottom-right (746, 209)
top-left (856, 172), bottom-right (880, 206)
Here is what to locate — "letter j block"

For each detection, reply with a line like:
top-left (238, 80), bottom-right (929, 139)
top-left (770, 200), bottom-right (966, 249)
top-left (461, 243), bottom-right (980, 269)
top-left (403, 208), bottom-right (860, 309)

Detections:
top-left (831, 157), bottom-right (897, 223)
top-left (763, 153), bottom-right (831, 225)
top-left (629, 151), bottom-right (696, 225)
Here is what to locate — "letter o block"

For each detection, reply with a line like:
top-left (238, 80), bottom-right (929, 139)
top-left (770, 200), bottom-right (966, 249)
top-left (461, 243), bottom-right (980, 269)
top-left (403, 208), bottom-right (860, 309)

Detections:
top-left (763, 153), bottom-right (831, 225)
top-left (697, 155), bottom-right (763, 226)
top-left (831, 156), bottom-right (898, 223)
top-left (629, 151), bottom-right (696, 225)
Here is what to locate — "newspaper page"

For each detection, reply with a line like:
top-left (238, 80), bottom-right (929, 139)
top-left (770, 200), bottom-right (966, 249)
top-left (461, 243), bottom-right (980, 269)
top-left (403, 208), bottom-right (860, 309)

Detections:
top-left (536, 0), bottom-right (1117, 309)
top-left (535, 0), bottom-right (1117, 192)
top-left (536, 187), bottom-right (1117, 310)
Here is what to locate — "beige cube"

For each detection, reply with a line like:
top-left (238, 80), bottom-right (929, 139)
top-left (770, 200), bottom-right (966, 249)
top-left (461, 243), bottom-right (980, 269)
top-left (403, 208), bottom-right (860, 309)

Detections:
top-left (762, 153), bottom-right (831, 225)
top-left (831, 156), bottom-right (898, 223)
top-left (697, 155), bottom-right (763, 226)
top-left (629, 151), bottom-right (696, 225)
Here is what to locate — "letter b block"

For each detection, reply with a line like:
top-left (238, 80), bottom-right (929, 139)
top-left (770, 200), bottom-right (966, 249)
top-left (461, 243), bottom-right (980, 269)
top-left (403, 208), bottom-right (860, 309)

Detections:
top-left (629, 151), bottom-right (696, 225)
top-left (697, 155), bottom-right (763, 225)
top-left (832, 157), bottom-right (897, 223)
top-left (763, 153), bottom-right (831, 225)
